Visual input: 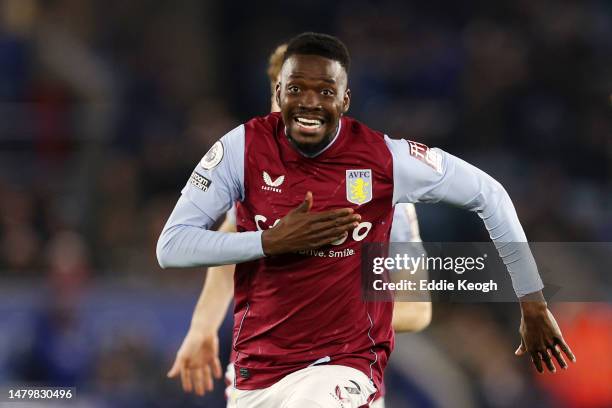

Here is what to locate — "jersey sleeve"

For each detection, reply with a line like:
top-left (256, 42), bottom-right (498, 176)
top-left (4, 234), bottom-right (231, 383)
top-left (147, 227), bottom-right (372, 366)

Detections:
top-left (384, 136), bottom-right (543, 297)
top-left (156, 125), bottom-right (265, 268)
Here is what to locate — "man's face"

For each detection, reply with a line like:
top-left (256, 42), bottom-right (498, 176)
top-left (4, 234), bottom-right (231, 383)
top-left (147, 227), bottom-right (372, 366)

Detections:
top-left (276, 54), bottom-right (350, 149)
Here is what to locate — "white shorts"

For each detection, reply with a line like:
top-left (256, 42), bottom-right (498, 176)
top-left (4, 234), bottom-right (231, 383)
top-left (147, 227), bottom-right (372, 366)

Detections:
top-left (227, 364), bottom-right (377, 408)
top-left (226, 362), bottom-right (237, 405)
top-left (369, 397), bottom-right (385, 408)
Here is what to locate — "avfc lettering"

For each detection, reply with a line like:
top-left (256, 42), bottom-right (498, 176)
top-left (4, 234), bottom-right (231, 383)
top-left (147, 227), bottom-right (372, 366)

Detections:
top-left (347, 170), bottom-right (370, 178)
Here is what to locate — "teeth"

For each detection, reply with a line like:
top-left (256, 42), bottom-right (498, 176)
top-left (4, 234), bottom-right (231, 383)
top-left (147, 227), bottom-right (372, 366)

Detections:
top-left (296, 117), bottom-right (323, 128)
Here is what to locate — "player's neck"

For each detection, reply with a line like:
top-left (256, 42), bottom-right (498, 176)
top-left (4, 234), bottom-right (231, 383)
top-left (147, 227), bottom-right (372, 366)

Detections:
top-left (285, 122), bottom-right (341, 158)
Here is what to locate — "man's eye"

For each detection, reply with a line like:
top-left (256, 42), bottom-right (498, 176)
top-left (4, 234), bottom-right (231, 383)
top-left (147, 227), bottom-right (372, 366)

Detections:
top-left (322, 89), bottom-right (334, 96)
top-left (288, 86), bottom-right (300, 93)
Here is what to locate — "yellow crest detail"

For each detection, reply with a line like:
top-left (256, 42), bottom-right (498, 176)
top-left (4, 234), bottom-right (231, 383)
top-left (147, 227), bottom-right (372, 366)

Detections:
top-left (349, 178), bottom-right (370, 204)
top-left (346, 169), bottom-right (373, 205)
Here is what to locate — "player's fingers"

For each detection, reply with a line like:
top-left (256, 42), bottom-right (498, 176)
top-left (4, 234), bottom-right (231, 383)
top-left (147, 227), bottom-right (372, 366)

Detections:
top-left (212, 356), bottom-right (223, 379)
top-left (515, 339), bottom-right (526, 356)
top-left (330, 231), bottom-right (349, 245)
top-left (292, 192), bottom-right (313, 213)
top-left (310, 215), bottom-right (360, 233)
top-left (541, 350), bottom-right (556, 373)
top-left (312, 231), bottom-right (350, 248)
top-left (332, 213), bottom-right (361, 226)
top-left (309, 225), bottom-right (357, 243)
top-left (555, 338), bottom-right (576, 363)
top-left (192, 368), bottom-right (206, 396)
top-left (311, 232), bottom-right (349, 248)
top-left (530, 351), bottom-right (544, 373)
top-left (203, 364), bottom-right (214, 392)
top-left (550, 344), bottom-right (567, 369)
top-left (310, 207), bottom-right (355, 222)
top-left (180, 366), bottom-right (193, 393)
top-left (167, 358), bottom-right (181, 378)
top-left (308, 223), bottom-right (356, 240)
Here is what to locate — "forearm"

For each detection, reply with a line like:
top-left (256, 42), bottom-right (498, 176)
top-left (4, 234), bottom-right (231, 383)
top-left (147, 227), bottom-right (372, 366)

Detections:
top-left (392, 301), bottom-right (432, 333)
top-left (190, 264), bottom-right (235, 333)
top-left (156, 196), bottom-right (264, 268)
top-left (478, 190), bottom-right (543, 297)
top-left (158, 226), bottom-right (263, 267)
top-left (390, 255), bottom-right (431, 333)
top-left (189, 215), bottom-right (238, 333)
top-left (387, 138), bottom-right (543, 298)
top-left (439, 155), bottom-right (544, 297)
top-left (518, 290), bottom-right (547, 318)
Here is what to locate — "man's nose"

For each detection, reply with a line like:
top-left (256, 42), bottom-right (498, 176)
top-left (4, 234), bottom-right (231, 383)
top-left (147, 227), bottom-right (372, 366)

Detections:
top-left (299, 90), bottom-right (321, 109)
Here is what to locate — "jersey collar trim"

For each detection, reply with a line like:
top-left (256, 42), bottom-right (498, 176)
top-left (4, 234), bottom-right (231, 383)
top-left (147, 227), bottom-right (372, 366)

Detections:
top-left (284, 117), bottom-right (343, 159)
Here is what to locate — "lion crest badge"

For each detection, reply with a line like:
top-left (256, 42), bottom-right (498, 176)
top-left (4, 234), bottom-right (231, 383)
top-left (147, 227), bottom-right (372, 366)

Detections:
top-left (346, 169), bottom-right (372, 205)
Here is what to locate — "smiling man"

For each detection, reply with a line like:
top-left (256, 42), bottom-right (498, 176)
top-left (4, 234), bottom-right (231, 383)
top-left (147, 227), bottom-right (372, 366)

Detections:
top-left (157, 32), bottom-right (574, 407)
top-left (166, 43), bottom-right (429, 408)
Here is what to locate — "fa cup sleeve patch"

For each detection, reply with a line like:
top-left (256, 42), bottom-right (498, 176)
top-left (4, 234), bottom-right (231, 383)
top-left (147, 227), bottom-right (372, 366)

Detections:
top-left (189, 171), bottom-right (212, 192)
top-left (200, 141), bottom-right (224, 170)
top-left (408, 140), bottom-right (443, 174)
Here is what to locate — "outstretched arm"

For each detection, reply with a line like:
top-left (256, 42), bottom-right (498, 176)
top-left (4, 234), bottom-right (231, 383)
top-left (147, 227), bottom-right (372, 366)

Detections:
top-left (386, 137), bottom-right (575, 371)
top-left (167, 215), bottom-right (236, 396)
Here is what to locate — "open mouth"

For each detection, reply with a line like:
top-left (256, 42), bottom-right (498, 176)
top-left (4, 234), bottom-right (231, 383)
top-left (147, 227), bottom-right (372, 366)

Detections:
top-left (294, 116), bottom-right (324, 131)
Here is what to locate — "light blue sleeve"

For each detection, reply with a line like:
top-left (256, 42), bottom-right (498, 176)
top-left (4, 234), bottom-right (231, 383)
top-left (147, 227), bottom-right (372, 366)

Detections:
top-left (156, 125), bottom-right (265, 268)
top-left (384, 136), bottom-right (543, 297)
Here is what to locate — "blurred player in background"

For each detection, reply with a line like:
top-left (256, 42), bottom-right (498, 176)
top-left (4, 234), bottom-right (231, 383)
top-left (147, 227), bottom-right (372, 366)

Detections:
top-left (158, 33), bottom-right (575, 407)
top-left (167, 43), bottom-right (431, 408)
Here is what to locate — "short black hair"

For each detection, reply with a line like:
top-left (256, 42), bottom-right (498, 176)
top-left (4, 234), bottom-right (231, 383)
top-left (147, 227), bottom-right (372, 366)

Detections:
top-left (283, 32), bottom-right (350, 74)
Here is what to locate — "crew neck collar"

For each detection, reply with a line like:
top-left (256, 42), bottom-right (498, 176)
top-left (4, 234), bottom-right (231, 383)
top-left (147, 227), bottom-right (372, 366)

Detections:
top-left (285, 118), bottom-right (343, 158)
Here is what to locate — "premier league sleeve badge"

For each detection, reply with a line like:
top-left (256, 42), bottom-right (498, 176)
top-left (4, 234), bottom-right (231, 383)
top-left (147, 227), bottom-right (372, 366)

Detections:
top-left (200, 141), bottom-right (224, 170)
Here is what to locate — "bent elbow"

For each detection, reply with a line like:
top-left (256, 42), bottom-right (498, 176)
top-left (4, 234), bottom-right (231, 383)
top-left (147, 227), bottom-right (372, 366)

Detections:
top-left (477, 178), bottom-right (509, 216)
top-left (156, 235), bottom-right (171, 269)
top-left (489, 178), bottom-right (509, 203)
top-left (414, 302), bottom-right (433, 332)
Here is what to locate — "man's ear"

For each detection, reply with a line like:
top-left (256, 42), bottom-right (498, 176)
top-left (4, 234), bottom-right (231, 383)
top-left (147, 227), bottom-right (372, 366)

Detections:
top-left (342, 88), bottom-right (351, 114)
top-left (275, 83), bottom-right (281, 108)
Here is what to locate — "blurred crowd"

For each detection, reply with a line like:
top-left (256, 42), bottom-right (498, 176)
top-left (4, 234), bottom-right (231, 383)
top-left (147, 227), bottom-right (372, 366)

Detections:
top-left (0, 0), bottom-right (610, 407)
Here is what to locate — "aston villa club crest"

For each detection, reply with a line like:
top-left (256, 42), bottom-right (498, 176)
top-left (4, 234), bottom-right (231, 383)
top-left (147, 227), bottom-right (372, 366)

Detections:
top-left (346, 169), bottom-right (372, 205)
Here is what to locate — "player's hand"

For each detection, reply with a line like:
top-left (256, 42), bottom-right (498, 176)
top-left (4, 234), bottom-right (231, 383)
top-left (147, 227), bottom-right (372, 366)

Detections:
top-left (167, 329), bottom-right (222, 396)
top-left (262, 191), bottom-right (361, 255)
top-left (515, 295), bottom-right (576, 373)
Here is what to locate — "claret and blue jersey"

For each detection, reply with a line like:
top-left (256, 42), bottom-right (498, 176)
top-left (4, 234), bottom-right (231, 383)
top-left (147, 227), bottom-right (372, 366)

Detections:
top-left (157, 111), bottom-right (543, 392)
